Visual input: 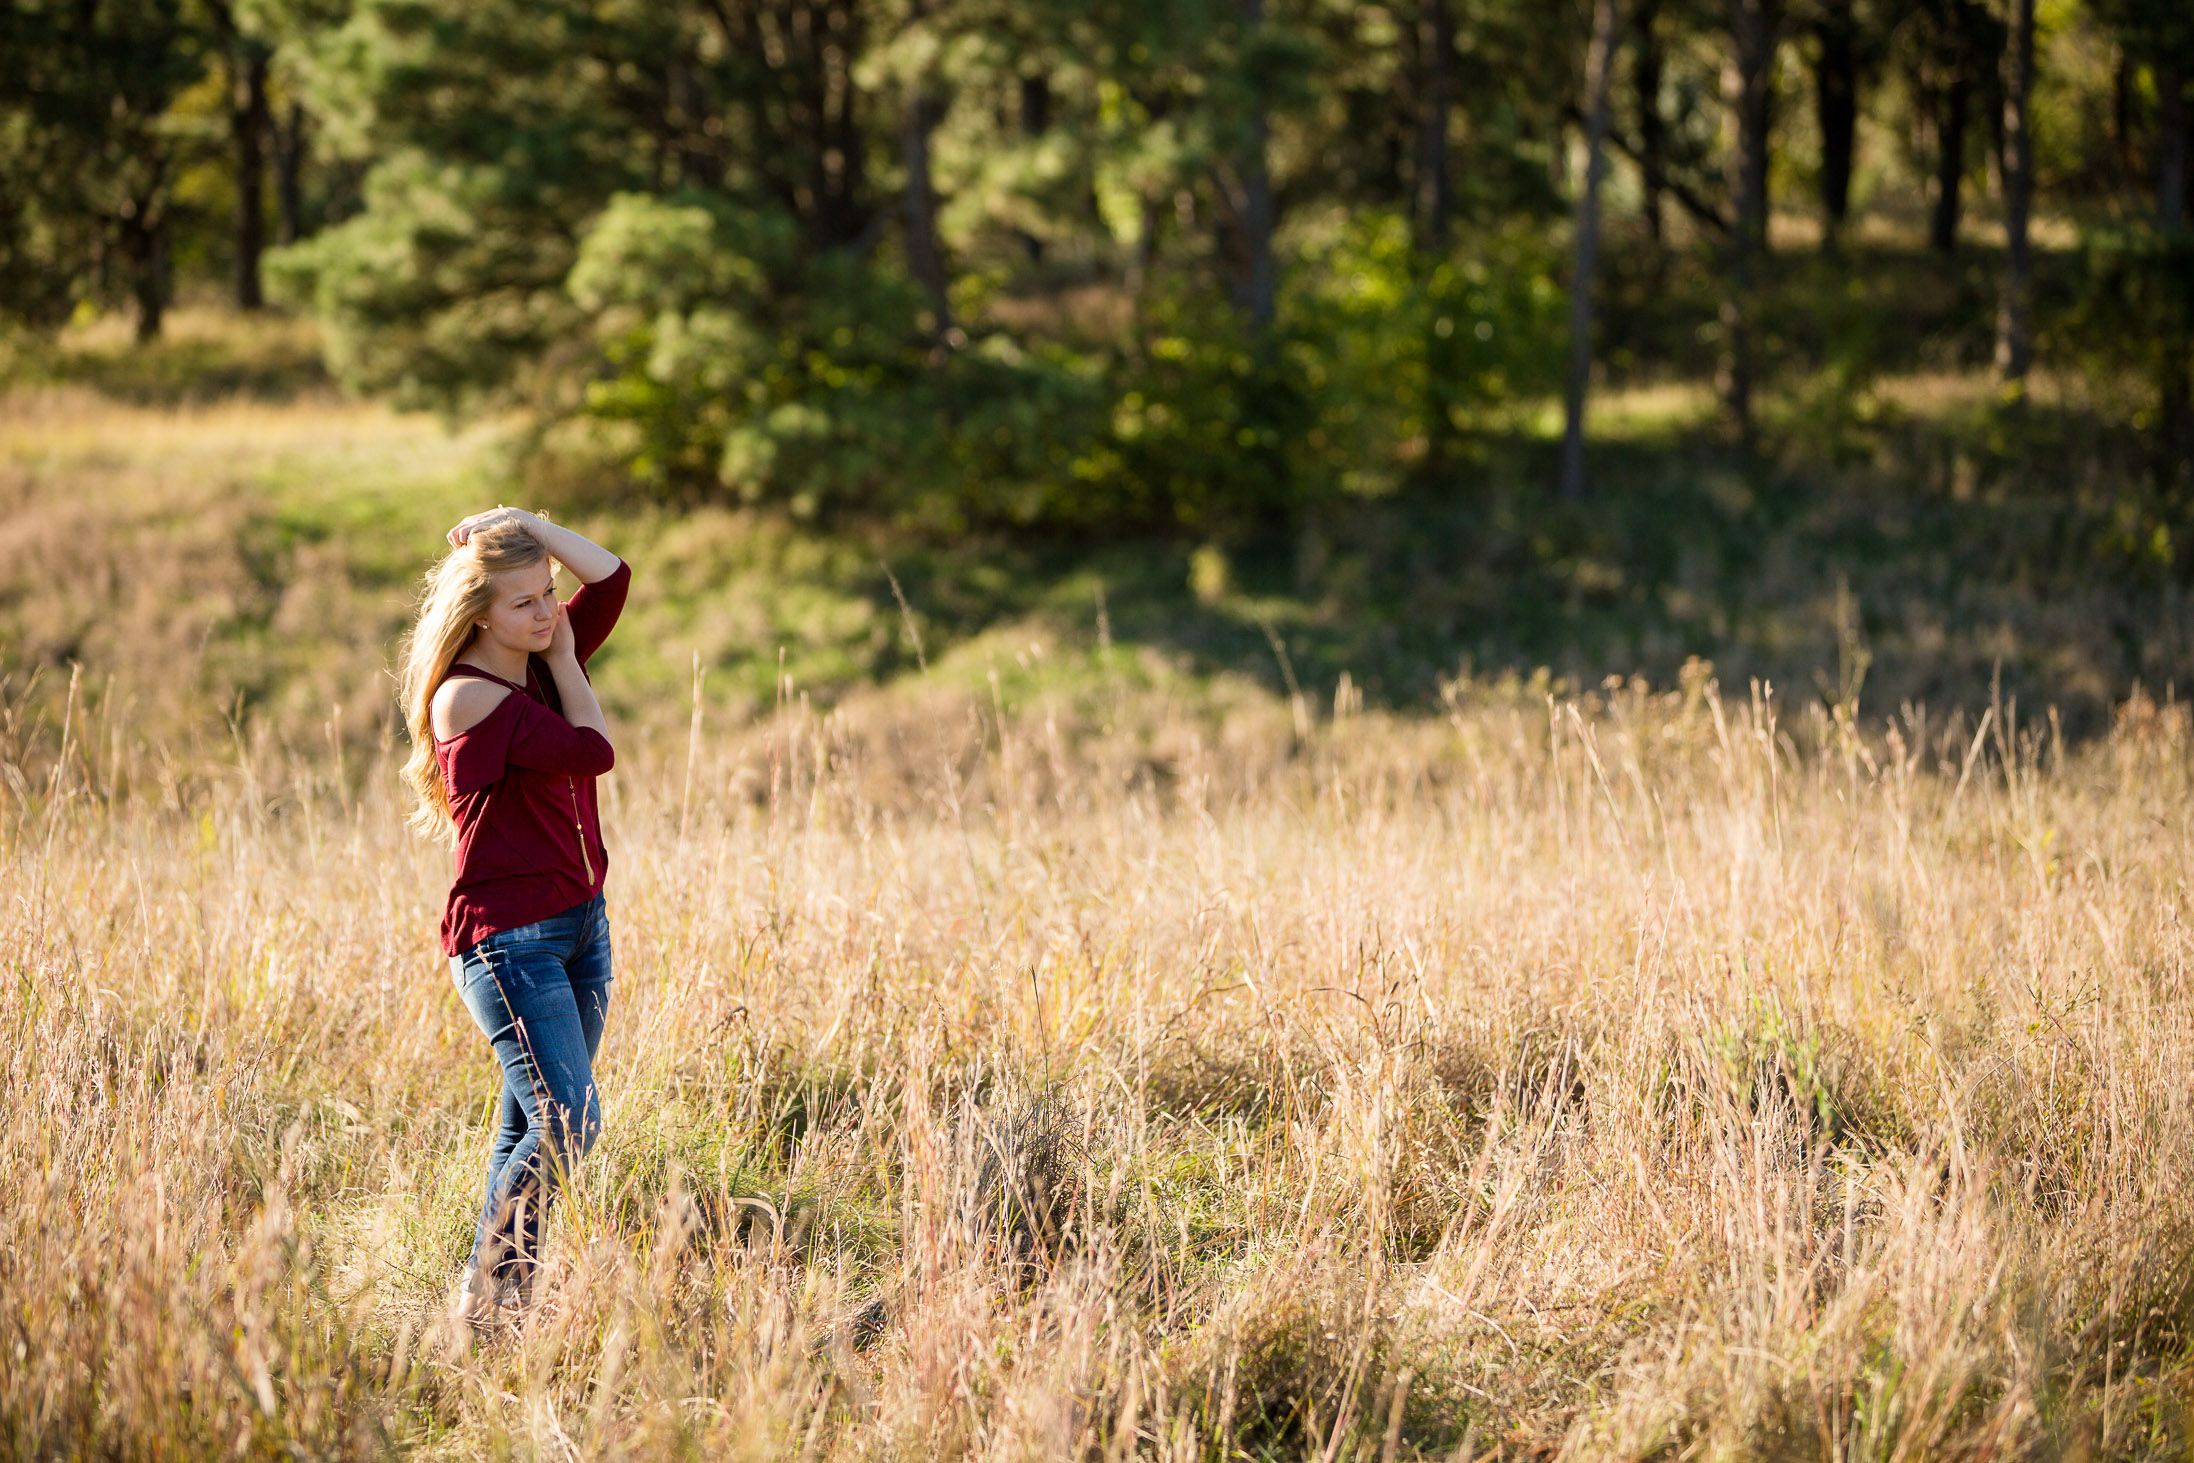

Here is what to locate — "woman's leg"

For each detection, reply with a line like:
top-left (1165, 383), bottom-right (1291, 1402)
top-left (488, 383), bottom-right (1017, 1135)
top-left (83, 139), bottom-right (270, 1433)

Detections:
top-left (473, 1083), bottom-right (529, 1258)
top-left (450, 908), bottom-right (606, 1291)
top-left (452, 952), bottom-right (534, 1257)
top-left (503, 898), bottom-right (612, 1293)
top-left (570, 895), bottom-right (614, 1064)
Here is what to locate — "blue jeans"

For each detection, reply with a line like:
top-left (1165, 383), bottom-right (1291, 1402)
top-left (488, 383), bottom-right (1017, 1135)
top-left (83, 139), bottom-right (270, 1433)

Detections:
top-left (448, 894), bottom-right (613, 1290)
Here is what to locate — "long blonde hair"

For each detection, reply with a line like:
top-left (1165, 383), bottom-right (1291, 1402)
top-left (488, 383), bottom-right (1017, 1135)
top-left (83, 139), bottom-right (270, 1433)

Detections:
top-left (398, 520), bottom-right (549, 839)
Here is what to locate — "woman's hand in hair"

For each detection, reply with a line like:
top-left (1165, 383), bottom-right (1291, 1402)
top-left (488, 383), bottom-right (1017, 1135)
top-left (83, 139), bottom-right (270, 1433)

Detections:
top-left (546, 602), bottom-right (577, 664)
top-left (449, 507), bottom-right (623, 586)
top-left (446, 505), bottom-right (537, 550)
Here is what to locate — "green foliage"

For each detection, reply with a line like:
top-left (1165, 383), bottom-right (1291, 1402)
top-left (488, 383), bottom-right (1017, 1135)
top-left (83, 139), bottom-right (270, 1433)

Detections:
top-left (252, 0), bottom-right (1590, 537)
top-left (11, 0), bottom-right (2194, 559)
top-left (0, 0), bottom-right (220, 327)
top-left (555, 203), bottom-right (1568, 538)
top-left (565, 192), bottom-right (1110, 529)
top-left (2061, 224), bottom-right (2194, 538)
top-left (268, 0), bottom-right (677, 405)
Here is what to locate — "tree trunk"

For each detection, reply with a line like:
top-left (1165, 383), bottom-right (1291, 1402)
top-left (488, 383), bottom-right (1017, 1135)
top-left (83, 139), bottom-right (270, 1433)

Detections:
top-left (1727, 0), bottom-right (1776, 252)
top-left (2160, 66), bottom-right (2193, 493)
top-left (1216, 0), bottom-right (1276, 328)
top-left (1018, 74), bottom-right (1049, 261)
top-left (231, 45), bottom-right (270, 310)
top-left (1994, 0), bottom-right (2033, 383)
top-left (123, 209), bottom-right (168, 342)
top-left (1719, 0), bottom-right (1778, 445)
top-left (1634, 0), bottom-right (1665, 249)
top-left (1413, 0), bottom-right (1454, 253)
top-left (273, 100), bottom-right (306, 246)
top-left (1558, 0), bottom-right (1621, 503)
top-left (1019, 72), bottom-right (1050, 136)
top-left (901, 84), bottom-right (953, 338)
top-left (1928, 74), bottom-right (1967, 253)
top-left (1811, 0), bottom-right (1857, 250)
top-left (1129, 195), bottom-right (1163, 297)
top-left (2113, 47), bottom-right (2133, 183)
top-left (2163, 298), bottom-right (2192, 496)
top-left (727, 0), bottom-right (871, 254)
top-left (1228, 116), bottom-right (1276, 326)
top-left (1984, 57), bottom-right (2006, 201)
top-left (2161, 56), bottom-right (2187, 231)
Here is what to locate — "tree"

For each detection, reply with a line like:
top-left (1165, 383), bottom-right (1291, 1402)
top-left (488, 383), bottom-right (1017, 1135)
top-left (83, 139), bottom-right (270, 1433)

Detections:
top-left (210, 0), bottom-right (274, 309)
top-left (872, 0), bottom-right (956, 340)
top-left (1413, 0), bottom-right (1454, 252)
top-left (238, 0), bottom-right (355, 250)
top-left (0, 0), bottom-right (217, 339)
top-left (286, 0), bottom-right (772, 404)
top-left (1558, 0), bottom-right (1621, 501)
top-left (1719, 0), bottom-right (1779, 443)
top-left (1212, 0), bottom-right (1278, 327)
top-left (1903, 0), bottom-right (1997, 256)
top-left (2091, 0), bottom-right (2194, 489)
top-left (2155, 51), bottom-right (2187, 229)
top-left (1993, 0), bottom-right (2033, 383)
top-left (2089, 3), bottom-right (2193, 220)
top-left (1632, 0), bottom-right (1666, 247)
top-left (272, 99), bottom-right (308, 243)
top-left (1809, 0), bottom-right (1858, 249)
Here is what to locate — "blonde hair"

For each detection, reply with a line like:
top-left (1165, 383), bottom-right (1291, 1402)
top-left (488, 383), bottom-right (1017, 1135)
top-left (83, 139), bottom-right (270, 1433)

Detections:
top-left (397, 520), bottom-right (550, 839)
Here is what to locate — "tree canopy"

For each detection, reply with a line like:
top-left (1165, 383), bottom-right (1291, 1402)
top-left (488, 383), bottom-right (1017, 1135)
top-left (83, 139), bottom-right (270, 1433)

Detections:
top-left (4, 0), bottom-right (2190, 538)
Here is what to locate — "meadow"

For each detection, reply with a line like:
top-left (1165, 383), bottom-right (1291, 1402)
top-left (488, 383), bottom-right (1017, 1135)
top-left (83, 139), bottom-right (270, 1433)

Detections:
top-left (10, 330), bottom-right (2194, 1460)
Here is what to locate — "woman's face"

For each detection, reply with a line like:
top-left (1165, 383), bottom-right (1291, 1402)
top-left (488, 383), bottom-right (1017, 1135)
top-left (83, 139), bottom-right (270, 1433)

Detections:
top-left (476, 561), bottom-right (557, 655)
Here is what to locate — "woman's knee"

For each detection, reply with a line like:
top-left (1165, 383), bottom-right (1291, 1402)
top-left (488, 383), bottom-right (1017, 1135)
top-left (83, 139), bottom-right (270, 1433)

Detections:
top-left (573, 1089), bottom-right (604, 1156)
top-left (544, 1088), bottom-right (603, 1163)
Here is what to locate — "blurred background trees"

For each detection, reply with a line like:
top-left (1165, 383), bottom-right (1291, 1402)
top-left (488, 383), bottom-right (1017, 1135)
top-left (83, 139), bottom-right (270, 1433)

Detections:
top-left (2, 0), bottom-right (2190, 549)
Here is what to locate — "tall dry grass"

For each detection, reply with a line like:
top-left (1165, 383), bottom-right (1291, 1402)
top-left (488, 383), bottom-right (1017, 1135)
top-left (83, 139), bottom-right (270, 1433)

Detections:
top-left (8, 653), bottom-right (2194, 1461)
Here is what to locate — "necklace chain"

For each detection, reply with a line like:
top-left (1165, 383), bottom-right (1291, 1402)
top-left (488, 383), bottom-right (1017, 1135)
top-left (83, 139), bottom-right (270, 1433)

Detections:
top-left (527, 661), bottom-right (595, 886)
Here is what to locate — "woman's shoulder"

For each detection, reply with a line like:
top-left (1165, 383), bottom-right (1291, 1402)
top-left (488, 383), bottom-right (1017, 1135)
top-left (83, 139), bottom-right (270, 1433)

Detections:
top-left (431, 671), bottom-right (517, 741)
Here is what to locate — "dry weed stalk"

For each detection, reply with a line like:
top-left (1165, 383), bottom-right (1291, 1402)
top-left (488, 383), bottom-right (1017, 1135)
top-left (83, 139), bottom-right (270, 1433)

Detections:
top-left (4, 665), bottom-right (2194, 1460)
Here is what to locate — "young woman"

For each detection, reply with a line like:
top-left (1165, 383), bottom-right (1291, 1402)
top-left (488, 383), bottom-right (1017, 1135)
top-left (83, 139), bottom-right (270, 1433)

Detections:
top-left (397, 507), bottom-right (629, 1332)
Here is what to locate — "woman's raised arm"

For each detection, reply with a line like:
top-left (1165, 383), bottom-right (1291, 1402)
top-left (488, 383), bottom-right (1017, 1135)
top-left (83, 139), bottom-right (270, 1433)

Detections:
top-left (447, 507), bottom-right (621, 584)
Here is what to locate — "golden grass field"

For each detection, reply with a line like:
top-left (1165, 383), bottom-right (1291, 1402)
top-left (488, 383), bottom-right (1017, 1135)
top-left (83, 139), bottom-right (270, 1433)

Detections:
top-left (10, 370), bottom-right (2194, 1460)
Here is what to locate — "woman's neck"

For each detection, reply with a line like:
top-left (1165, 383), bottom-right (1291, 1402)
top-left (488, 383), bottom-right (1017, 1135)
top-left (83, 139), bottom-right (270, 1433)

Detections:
top-left (461, 637), bottom-right (531, 685)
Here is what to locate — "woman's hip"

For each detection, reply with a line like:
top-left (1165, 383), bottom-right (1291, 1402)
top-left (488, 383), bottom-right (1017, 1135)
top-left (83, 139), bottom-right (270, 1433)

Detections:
top-left (448, 895), bottom-right (612, 1027)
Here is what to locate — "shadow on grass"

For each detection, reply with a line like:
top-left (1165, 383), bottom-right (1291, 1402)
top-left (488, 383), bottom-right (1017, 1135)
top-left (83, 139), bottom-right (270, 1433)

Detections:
top-left (12, 306), bottom-right (336, 404)
top-left (852, 386), bottom-right (2186, 739)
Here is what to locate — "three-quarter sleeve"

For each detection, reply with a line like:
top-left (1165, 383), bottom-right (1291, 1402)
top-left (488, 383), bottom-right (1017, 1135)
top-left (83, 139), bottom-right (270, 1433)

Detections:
top-left (504, 695), bottom-right (615, 777)
top-left (439, 694), bottom-right (521, 795)
top-left (439, 690), bottom-right (613, 794)
top-left (566, 559), bottom-right (629, 667)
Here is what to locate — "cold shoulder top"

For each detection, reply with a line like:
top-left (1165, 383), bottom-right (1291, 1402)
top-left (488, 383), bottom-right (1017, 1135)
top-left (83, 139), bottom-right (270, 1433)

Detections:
top-left (432, 560), bottom-right (629, 955)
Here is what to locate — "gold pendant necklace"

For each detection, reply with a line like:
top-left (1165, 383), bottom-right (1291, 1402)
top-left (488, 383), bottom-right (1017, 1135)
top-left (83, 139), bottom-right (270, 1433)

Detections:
top-left (570, 777), bottom-right (594, 884)
top-left (532, 661), bottom-right (594, 885)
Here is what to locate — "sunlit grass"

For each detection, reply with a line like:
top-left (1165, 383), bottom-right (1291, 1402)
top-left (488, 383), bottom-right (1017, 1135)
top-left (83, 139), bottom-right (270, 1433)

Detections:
top-left (7, 330), bottom-right (2194, 1459)
top-left (1583, 380), bottom-right (1717, 442)
top-left (8, 653), bottom-right (2194, 1459)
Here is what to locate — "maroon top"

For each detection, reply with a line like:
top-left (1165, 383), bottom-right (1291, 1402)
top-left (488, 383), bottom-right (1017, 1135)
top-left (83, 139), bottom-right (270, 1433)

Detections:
top-left (434, 560), bottom-right (629, 956)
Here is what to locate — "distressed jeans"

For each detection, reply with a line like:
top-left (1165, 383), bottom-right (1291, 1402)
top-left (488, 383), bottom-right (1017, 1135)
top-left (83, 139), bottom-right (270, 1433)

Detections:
top-left (448, 894), bottom-right (613, 1292)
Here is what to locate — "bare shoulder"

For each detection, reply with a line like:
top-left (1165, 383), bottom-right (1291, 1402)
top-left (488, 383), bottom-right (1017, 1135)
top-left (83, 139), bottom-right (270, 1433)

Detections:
top-left (430, 675), bottom-right (514, 740)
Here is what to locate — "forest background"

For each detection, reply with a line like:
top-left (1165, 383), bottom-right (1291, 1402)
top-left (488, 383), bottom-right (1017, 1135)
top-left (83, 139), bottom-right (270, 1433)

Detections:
top-left (3, 0), bottom-right (2193, 740)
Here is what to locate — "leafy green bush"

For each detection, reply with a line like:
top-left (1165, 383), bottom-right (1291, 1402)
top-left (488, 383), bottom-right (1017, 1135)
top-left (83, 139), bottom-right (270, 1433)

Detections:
top-left (452, 191), bottom-right (1565, 540)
